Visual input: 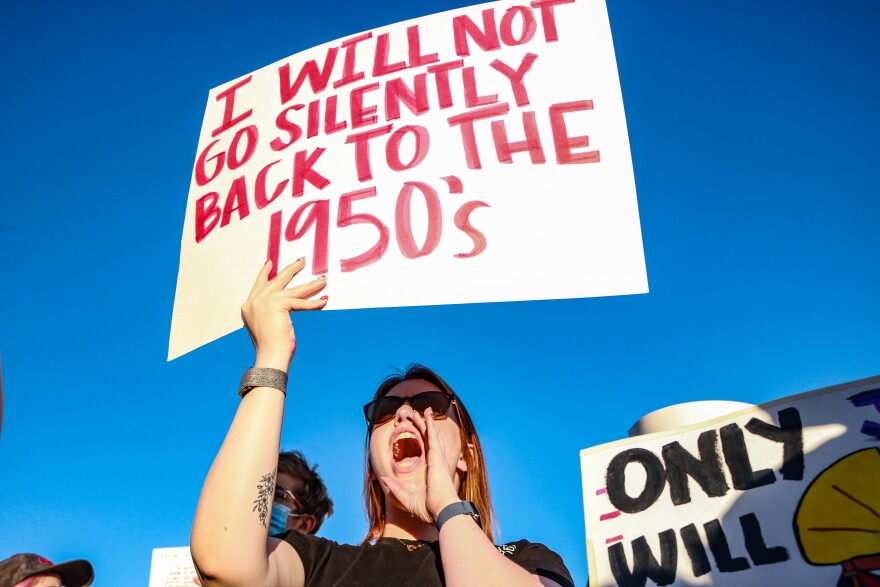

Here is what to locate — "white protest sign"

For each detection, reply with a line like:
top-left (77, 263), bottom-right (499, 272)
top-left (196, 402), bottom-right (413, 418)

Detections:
top-left (580, 376), bottom-right (880, 587)
top-left (148, 547), bottom-right (197, 587)
top-left (170, 0), bottom-right (647, 359)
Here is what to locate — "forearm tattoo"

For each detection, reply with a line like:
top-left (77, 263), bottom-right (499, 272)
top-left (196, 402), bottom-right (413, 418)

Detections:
top-left (253, 467), bottom-right (277, 527)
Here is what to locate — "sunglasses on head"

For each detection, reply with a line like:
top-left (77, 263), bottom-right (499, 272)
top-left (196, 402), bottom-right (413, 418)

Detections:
top-left (363, 390), bottom-right (456, 427)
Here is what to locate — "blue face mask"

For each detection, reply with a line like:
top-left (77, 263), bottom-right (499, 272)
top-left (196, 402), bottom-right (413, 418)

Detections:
top-left (270, 502), bottom-right (292, 535)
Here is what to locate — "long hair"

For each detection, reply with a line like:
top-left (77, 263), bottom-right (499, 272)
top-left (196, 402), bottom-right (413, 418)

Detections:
top-left (362, 365), bottom-right (496, 544)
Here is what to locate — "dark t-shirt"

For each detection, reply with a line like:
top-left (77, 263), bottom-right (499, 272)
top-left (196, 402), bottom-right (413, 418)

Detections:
top-left (282, 532), bottom-right (574, 587)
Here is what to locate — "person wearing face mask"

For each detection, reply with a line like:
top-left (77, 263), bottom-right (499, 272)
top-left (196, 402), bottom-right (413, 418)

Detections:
top-left (191, 260), bottom-right (574, 587)
top-left (269, 450), bottom-right (334, 536)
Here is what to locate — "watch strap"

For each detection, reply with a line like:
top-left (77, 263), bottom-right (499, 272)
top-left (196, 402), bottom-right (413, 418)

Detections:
top-left (436, 501), bottom-right (481, 531)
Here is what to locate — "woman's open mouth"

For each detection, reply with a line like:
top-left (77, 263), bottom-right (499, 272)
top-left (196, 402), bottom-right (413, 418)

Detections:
top-left (391, 430), bottom-right (424, 473)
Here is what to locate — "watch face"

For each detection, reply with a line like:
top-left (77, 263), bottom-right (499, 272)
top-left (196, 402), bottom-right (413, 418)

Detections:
top-left (462, 502), bottom-right (481, 527)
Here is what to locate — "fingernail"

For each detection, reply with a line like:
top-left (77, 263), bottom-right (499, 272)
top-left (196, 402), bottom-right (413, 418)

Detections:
top-left (318, 274), bottom-right (327, 280)
top-left (320, 295), bottom-right (328, 300)
top-left (298, 256), bottom-right (306, 262)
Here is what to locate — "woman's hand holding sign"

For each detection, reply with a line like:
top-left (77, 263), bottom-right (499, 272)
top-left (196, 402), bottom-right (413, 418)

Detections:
top-left (241, 258), bottom-right (328, 371)
top-left (192, 259), bottom-right (326, 587)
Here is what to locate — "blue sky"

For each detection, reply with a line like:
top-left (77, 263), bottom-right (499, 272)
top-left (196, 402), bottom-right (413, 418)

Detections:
top-left (1, 0), bottom-right (878, 585)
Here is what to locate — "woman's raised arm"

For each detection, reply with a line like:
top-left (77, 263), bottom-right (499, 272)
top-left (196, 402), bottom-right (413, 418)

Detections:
top-left (191, 259), bottom-right (327, 587)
